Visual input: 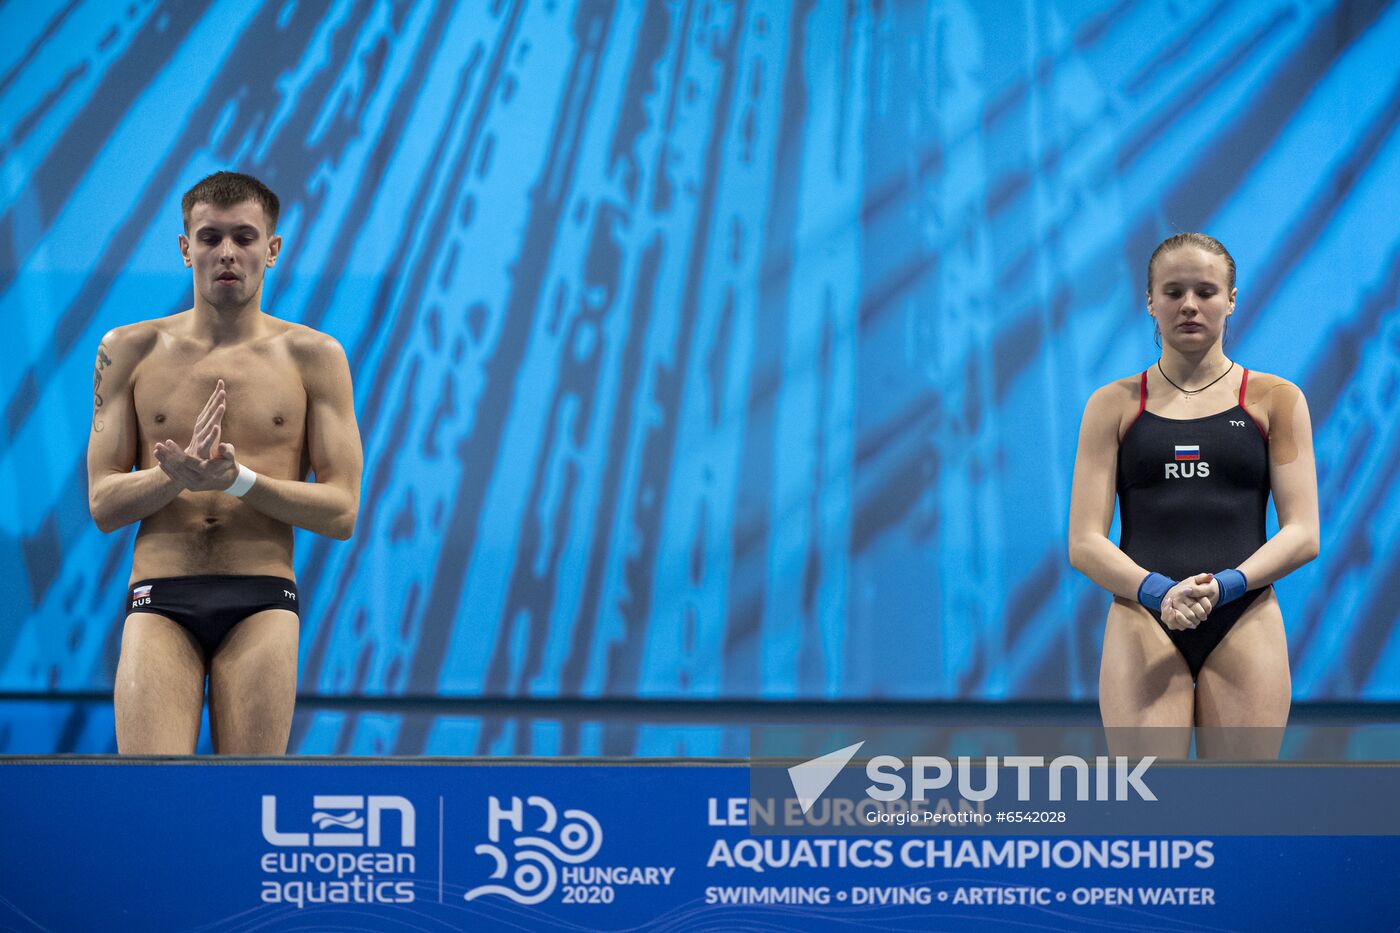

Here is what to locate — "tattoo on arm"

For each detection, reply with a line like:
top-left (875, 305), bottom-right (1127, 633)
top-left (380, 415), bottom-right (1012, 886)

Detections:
top-left (92, 343), bottom-right (111, 432)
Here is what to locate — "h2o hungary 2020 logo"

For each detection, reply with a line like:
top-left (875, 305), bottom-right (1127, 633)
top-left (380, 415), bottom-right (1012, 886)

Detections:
top-left (465, 796), bottom-right (603, 905)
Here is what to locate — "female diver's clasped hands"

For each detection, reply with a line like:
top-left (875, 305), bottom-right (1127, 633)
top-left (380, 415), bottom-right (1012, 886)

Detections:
top-left (1159, 572), bottom-right (1217, 631)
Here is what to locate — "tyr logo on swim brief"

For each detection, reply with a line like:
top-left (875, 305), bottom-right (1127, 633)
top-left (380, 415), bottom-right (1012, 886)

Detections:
top-left (283, 589), bottom-right (296, 600)
top-left (1165, 445), bottom-right (1209, 479)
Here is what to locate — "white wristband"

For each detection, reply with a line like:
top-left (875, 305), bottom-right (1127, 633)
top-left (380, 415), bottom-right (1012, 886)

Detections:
top-left (225, 464), bottom-right (257, 498)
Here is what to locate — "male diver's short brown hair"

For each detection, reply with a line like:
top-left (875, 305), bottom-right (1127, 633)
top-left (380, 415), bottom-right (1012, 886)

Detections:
top-left (181, 171), bottom-right (280, 234)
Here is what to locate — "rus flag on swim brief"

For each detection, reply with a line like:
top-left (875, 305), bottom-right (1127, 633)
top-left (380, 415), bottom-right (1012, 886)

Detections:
top-left (132, 585), bottom-right (152, 599)
top-left (1174, 445), bottom-right (1201, 461)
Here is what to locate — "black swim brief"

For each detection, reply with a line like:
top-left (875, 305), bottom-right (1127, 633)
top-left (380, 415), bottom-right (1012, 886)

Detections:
top-left (126, 575), bottom-right (300, 656)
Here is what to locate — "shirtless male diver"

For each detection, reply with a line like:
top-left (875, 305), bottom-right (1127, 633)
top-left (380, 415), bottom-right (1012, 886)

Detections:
top-left (87, 171), bottom-right (362, 754)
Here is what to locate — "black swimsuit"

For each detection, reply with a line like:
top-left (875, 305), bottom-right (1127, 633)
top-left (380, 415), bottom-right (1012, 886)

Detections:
top-left (1117, 369), bottom-right (1271, 678)
top-left (126, 575), bottom-right (300, 657)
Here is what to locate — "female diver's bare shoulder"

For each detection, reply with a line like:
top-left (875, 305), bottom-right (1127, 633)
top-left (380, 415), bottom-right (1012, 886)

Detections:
top-left (1240, 369), bottom-right (1305, 439)
top-left (1083, 374), bottom-right (1143, 442)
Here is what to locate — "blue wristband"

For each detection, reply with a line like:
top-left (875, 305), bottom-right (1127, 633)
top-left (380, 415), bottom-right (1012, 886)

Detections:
top-left (1137, 572), bottom-right (1176, 613)
top-left (1213, 568), bottom-right (1248, 606)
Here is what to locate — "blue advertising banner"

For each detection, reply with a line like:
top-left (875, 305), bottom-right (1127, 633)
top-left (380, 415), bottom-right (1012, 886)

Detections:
top-left (2, 758), bottom-right (1399, 931)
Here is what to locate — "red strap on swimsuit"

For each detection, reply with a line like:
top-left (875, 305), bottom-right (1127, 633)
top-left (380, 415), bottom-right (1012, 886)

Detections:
top-left (1122, 370), bottom-right (1148, 434)
top-left (1238, 367), bottom-right (1268, 441)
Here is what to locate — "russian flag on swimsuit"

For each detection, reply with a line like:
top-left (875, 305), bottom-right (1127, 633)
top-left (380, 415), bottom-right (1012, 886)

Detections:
top-left (1175, 445), bottom-right (1201, 461)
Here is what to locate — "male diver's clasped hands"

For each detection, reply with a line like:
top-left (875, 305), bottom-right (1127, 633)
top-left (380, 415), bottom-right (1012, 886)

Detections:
top-left (152, 379), bottom-right (240, 492)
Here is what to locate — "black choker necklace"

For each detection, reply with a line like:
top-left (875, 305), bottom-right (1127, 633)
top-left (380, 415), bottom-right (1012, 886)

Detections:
top-left (1157, 360), bottom-right (1233, 399)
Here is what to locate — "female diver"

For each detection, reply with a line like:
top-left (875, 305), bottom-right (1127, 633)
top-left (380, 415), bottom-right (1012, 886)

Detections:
top-left (1069, 233), bottom-right (1319, 758)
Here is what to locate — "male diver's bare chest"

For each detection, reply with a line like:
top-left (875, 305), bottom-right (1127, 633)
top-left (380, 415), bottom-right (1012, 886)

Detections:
top-left (133, 347), bottom-right (307, 448)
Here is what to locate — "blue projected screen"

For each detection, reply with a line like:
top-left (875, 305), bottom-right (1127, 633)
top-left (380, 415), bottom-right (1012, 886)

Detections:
top-left (1, 0), bottom-right (1398, 711)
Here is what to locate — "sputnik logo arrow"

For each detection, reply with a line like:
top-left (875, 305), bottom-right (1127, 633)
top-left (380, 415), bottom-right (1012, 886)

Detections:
top-left (788, 741), bottom-right (865, 815)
